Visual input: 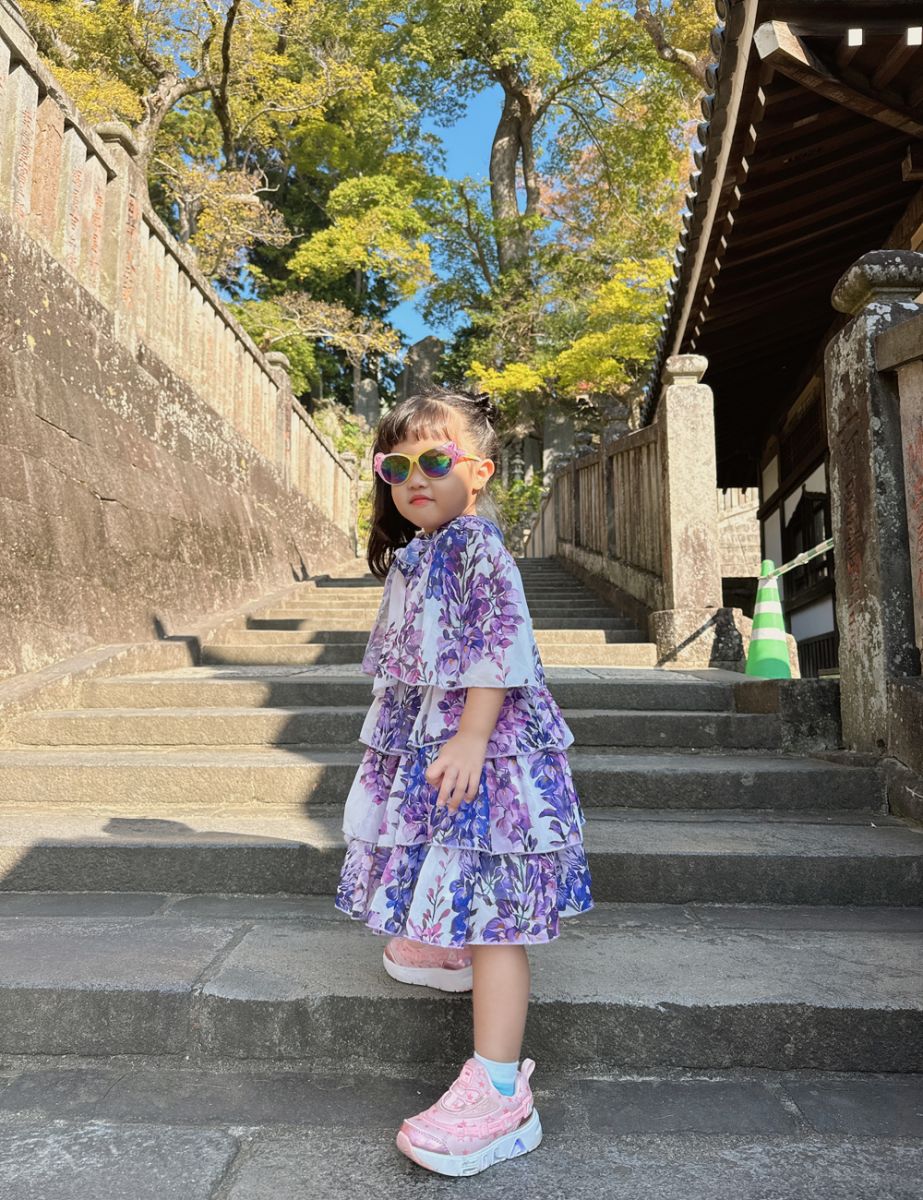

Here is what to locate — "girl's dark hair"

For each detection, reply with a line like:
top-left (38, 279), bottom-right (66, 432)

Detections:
top-left (366, 387), bottom-right (502, 580)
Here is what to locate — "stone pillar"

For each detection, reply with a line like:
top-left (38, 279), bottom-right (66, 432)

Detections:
top-left (266, 351), bottom-right (293, 486)
top-left (824, 250), bottom-right (923, 752)
top-left (1, 61), bottom-right (38, 221)
top-left (29, 94), bottom-right (64, 245)
top-left (399, 335), bottom-right (443, 399)
top-left (510, 437), bottom-right (525, 483)
top-left (340, 451), bottom-right (359, 555)
top-left (355, 377), bottom-right (380, 427)
top-left (95, 122), bottom-right (144, 346)
top-left (875, 304), bottom-right (923, 660)
top-left (542, 407), bottom-right (574, 487)
top-left (649, 354), bottom-right (724, 666)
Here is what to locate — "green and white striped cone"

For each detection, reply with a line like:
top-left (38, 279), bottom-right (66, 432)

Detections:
top-left (745, 559), bottom-right (791, 679)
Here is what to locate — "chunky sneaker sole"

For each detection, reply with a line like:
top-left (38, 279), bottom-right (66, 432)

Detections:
top-left (396, 1108), bottom-right (542, 1176)
top-left (382, 945), bottom-right (473, 992)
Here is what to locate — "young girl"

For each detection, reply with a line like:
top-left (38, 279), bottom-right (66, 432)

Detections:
top-left (334, 386), bottom-right (594, 1177)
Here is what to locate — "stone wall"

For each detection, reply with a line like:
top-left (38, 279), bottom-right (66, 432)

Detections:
top-left (0, 211), bottom-right (355, 678)
top-left (0, 5), bottom-right (358, 679)
top-left (717, 487), bottom-right (761, 578)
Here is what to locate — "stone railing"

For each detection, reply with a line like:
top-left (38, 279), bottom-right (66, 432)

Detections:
top-left (0, 2), bottom-right (355, 539)
top-left (548, 422), bottom-right (664, 614)
top-left (523, 355), bottom-right (771, 670)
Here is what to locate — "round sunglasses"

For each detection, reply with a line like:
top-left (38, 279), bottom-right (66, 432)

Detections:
top-left (373, 440), bottom-right (485, 485)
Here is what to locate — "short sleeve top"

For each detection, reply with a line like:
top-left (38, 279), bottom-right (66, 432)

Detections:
top-left (361, 513), bottom-right (545, 691)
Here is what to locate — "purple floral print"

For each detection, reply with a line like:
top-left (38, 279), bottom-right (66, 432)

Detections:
top-left (336, 513), bottom-right (593, 945)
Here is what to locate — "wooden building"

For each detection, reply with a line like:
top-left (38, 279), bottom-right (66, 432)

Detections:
top-left (642, 0), bottom-right (923, 675)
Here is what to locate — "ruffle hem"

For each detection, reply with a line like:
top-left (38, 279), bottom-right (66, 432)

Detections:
top-left (335, 698), bottom-right (594, 945)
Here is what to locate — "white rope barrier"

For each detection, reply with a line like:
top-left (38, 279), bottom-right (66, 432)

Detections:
top-left (765, 537), bottom-right (835, 579)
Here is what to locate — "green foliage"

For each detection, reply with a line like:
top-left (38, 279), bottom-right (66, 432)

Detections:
top-left (489, 475), bottom-right (548, 554)
top-left (22, 0), bottom-right (713, 452)
top-left (288, 174), bottom-right (432, 299)
top-left (311, 400), bottom-right (372, 462)
top-left (232, 301), bottom-right (319, 397)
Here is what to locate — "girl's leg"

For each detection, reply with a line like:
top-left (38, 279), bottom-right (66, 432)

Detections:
top-left (396, 943), bottom-right (541, 1172)
top-left (469, 944), bottom-right (530, 1061)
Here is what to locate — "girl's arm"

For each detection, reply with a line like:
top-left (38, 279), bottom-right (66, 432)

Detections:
top-left (425, 686), bottom-right (506, 812)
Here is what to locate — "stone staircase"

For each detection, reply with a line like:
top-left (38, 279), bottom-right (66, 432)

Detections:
top-left (0, 555), bottom-right (921, 1195)
top-left (199, 557), bottom-right (658, 668)
top-left (0, 552), bottom-right (916, 1070)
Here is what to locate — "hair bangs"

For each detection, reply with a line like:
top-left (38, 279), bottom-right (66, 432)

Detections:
top-left (375, 397), bottom-right (459, 455)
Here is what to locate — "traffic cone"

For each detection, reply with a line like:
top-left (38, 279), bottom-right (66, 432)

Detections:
top-left (745, 559), bottom-right (791, 679)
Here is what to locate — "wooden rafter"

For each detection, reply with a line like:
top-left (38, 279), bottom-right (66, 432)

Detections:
top-left (904, 145), bottom-right (923, 181)
top-left (834, 38), bottom-right (863, 73)
top-left (753, 20), bottom-right (923, 138)
top-left (871, 36), bottom-right (919, 92)
top-left (744, 132), bottom-right (891, 200)
top-left (728, 178), bottom-right (901, 251)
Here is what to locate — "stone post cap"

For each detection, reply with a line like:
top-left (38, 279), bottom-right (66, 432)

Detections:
top-left (265, 351), bottom-right (292, 372)
top-left (831, 250), bottom-right (923, 315)
top-left (95, 122), bottom-right (140, 158)
top-left (663, 353), bottom-right (708, 385)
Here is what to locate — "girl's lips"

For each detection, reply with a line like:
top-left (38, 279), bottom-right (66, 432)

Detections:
top-left (410, 497), bottom-right (432, 504)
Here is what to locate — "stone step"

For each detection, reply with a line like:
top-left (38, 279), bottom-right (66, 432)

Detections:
top-left (0, 747), bottom-right (883, 812)
top-left (0, 896), bottom-right (919, 1070)
top-left (207, 624), bottom-right (643, 643)
top-left (201, 643), bottom-right (367, 666)
top-left (516, 566), bottom-right (579, 576)
top-left (201, 642), bottom-right (660, 667)
top-left (263, 600), bottom-right (629, 618)
top-left (78, 667), bottom-right (737, 712)
top-left (3, 1058), bottom-right (922, 1200)
top-left (0, 809), bottom-right (918, 904)
top-left (279, 582), bottom-right (591, 599)
top-left (248, 614), bottom-right (638, 633)
top-left (10, 707), bottom-right (782, 750)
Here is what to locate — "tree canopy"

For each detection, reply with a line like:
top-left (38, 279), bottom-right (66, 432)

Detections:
top-left (20, 0), bottom-right (713, 429)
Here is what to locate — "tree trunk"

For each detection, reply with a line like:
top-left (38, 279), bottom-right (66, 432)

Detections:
top-left (520, 116), bottom-right (541, 220)
top-left (489, 91), bottom-right (527, 274)
top-left (352, 267), bottom-right (363, 409)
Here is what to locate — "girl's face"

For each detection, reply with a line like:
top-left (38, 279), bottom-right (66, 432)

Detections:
top-left (382, 419), bottom-right (495, 533)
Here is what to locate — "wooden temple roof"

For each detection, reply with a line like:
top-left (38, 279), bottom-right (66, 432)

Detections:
top-left (641, 0), bottom-right (923, 486)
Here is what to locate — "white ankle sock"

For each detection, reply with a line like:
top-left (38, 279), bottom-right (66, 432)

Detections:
top-left (473, 1050), bottom-right (519, 1096)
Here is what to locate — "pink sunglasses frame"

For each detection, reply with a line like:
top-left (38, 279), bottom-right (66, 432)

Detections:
top-left (373, 440), bottom-right (485, 485)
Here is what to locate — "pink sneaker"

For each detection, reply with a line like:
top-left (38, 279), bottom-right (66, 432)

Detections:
top-left (396, 1056), bottom-right (542, 1176)
top-left (383, 937), bottom-right (473, 993)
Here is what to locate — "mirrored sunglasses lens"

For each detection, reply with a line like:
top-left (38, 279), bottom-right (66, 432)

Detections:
top-left (419, 450), bottom-right (453, 477)
top-left (380, 455), bottom-right (410, 484)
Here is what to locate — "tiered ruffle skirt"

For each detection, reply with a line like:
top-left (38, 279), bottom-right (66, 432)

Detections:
top-left (334, 679), bottom-right (594, 945)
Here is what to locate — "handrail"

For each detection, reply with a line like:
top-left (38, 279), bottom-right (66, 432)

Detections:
top-left (764, 538), bottom-right (834, 579)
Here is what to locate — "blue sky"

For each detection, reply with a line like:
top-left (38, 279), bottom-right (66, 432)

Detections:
top-left (389, 84), bottom-right (504, 346)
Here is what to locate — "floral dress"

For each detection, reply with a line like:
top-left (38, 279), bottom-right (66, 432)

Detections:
top-left (334, 512), bottom-right (594, 945)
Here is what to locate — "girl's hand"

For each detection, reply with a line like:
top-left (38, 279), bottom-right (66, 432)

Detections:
top-left (425, 731), bottom-right (489, 812)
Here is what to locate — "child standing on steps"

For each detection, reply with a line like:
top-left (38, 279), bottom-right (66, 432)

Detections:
top-left (334, 386), bottom-right (594, 1177)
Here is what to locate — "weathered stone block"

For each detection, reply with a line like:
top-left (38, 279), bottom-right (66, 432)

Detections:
top-left (825, 251), bottom-right (922, 752)
top-left (888, 677), bottom-right (923, 776)
top-left (778, 678), bottom-right (842, 751)
top-left (884, 757), bottom-right (923, 826)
